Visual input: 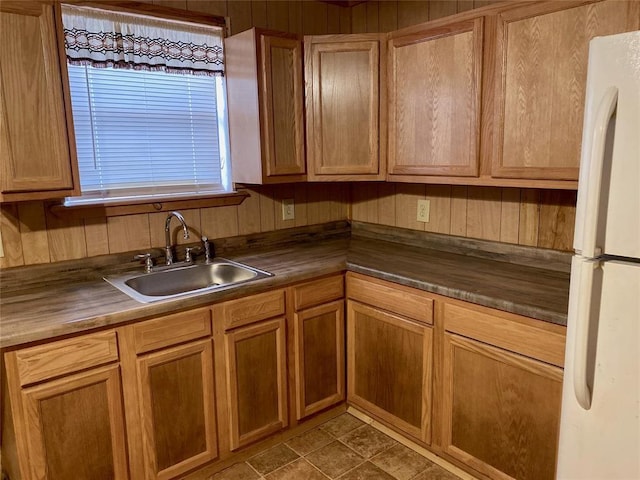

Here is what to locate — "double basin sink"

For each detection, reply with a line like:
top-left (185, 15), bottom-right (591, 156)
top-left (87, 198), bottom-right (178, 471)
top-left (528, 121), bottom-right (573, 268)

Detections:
top-left (105, 258), bottom-right (272, 303)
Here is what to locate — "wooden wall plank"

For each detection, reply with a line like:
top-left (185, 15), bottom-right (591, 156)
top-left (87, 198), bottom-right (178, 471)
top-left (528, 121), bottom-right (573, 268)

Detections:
top-left (228, 0), bottom-right (253, 34)
top-left (294, 183), bottom-right (309, 227)
top-left (251, 1), bottom-right (268, 28)
top-left (84, 217), bottom-right (110, 257)
top-left (450, 186), bottom-right (468, 237)
top-left (303, 0), bottom-right (327, 35)
top-left (351, 2), bottom-right (367, 33)
top-left (395, 183), bottom-right (426, 231)
top-left (365, 0), bottom-right (379, 33)
top-left (339, 3), bottom-right (351, 33)
top-left (46, 210), bottom-right (88, 261)
top-left (288, 0), bottom-right (303, 34)
top-left (397, 1), bottom-right (429, 29)
top-left (425, 185), bottom-right (451, 234)
top-left (267, 1), bottom-right (290, 32)
top-left (519, 189), bottom-right (540, 247)
top-left (429, 0), bottom-right (458, 20)
top-left (0, 204), bottom-right (24, 268)
top-left (106, 214), bottom-right (150, 254)
top-left (307, 184), bottom-right (333, 225)
top-left (237, 188), bottom-right (262, 235)
top-left (326, 4), bottom-right (342, 34)
top-left (499, 188), bottom-right (520, 244)
top-left (377, 183), bottom-right (396, 226)
top-left (201, 205), bottom-right (240, 239)
top-left (538, 190), bottom-right (577, 252)
top-left (351, 183), bottom-right (379, 224)
top-left (378, 0), bottom-right (398, 32)
top-left (18, 202), bottom-right (50, 265)
top-left (186, 0), bottom-right (227, 16)
top-left (457, 0), bottom-right (475, 12)
top-left (259, 186), bottom-right (276, 232)
top-left (466, 186), bottom-right (501, 241)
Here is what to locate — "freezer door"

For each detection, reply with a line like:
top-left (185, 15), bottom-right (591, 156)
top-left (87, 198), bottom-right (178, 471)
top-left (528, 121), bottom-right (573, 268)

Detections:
top-left (574, 31), bottom-right (640, 259)
top-left (557, 258), bottom-right (640, 479)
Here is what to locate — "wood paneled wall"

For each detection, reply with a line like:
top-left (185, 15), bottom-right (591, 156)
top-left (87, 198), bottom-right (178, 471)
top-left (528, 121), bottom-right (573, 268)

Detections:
top-left (352, 183), bottom-right (577, 251)
top-left (0, 184), bottom-right (349, 268)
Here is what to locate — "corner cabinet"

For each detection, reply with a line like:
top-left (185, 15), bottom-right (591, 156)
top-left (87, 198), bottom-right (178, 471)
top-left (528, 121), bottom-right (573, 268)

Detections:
top-left (225, 28), bottom-right (306, 184)
top-left (489, 0), bottom-right (640, 181)
top-left (0, 1), bottom-right (79, 202)
top-left (387, 18), bottom-right (483, 181)
top-left (346, 273), bottom-right (433, 444)
top-left (305, 34), bottom-right (386, 181)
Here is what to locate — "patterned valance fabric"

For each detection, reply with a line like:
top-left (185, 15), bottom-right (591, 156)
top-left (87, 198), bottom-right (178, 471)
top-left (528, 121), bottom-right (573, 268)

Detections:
top-left (61, 5), bottom-right (224, 76)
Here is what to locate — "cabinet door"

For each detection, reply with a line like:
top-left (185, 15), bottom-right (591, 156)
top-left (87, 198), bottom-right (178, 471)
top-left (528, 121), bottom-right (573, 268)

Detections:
top-left (22, 364), bottom-right (128, 480)
top-left (137, 340), bottom-right (217, 480)
top-left (388, 19), bottom-right (482, 179)
top-left (225, 317), bottom-right (288, 450)
top-left (306, 35), bottom-right (385, 180)
top-left (293, 300), bottom-right (345, 420)
top-left (491, 0), bottom-right (639, 180)
top-left (0, 2), bottom-right (78, 200)
top-left (347, 300), bottom-right (432, 444)
top-left (260, 34), bottom-right (305, 177)
top-left (442, 333), bottom-right (563, 480)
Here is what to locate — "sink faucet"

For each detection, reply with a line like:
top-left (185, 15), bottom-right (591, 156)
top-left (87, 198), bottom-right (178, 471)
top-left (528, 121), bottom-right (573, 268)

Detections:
top-left (165, 211), bottom-right (190, 265)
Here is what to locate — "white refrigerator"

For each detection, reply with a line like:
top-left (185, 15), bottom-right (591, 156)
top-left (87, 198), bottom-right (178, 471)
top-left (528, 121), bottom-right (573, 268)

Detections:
top-left (556, 31), bottom-right (640, 479)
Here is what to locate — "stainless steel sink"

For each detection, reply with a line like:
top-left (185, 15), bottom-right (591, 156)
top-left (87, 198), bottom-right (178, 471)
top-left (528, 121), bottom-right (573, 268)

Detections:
top-left (105, 258), bottom-right (272, 303)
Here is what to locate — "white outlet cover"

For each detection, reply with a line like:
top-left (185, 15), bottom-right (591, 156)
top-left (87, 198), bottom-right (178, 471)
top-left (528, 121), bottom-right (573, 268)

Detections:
top-left (282, 198), bottom-right (295, 221)
top-left (417, 199), bottom-right (430, 223)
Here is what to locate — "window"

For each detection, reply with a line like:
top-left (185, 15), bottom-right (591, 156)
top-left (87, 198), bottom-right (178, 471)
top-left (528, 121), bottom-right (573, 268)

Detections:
top-left (61, 5), bottom-right (231, 205)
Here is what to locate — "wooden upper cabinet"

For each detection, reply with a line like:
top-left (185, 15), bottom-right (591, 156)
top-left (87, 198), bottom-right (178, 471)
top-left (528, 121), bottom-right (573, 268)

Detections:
top-left (0, 1), bottom-right (79, 202)
top-left (490, 0), bottom-right (640, 181)
top-left (388, 18), bottom-right (483, 179)
top-left (225, 28), bottom-right (306, 184)
top-left (305, 34), bottom-right (386, 181)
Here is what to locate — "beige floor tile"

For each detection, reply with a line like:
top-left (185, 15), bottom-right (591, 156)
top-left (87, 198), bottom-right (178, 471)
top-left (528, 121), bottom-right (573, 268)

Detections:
top-left (248, 443), bottom-right (300, 475)
top-left (370, 443), bottom-right (431, 480)
top-left (337, 462), bottom-right (395, 480)
top-left (210, 462), bottom-right (260, 480)
top-left (320, 413), bottom-right (365, 438)
top-left (412, 463), bottom-right (462, 480)
top-left (340, 425), bottom-right (397, 458)
top-left (306, 441), bottom-right (365, 479)
top-left (266, 458), bottom-right (330, 480)
top-left (286, 427), bottom-right (334, 455)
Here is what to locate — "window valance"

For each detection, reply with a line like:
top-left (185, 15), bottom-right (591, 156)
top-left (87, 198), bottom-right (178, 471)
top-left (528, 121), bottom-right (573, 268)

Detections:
top-left (61, 4), bottom-right (224, 76)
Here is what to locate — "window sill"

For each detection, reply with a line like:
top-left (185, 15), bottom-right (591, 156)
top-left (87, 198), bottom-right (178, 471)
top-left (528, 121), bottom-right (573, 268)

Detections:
top-left (47, 190), bottom-right (250, 220)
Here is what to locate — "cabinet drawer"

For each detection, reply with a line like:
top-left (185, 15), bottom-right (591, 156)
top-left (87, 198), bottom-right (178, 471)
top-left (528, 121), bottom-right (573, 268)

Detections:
top-left (133, 307), bottom-right (212, 354)
top-left (443, 303), bottom-right (566, 367)
top-left (347, 273), bottom-right (433, 325)
top-left (14, 331), bottom-right (119, 386)
top-left (293, 275), bottom-right (344, 311)
top-left (221, 289), bottom-right (286, 330)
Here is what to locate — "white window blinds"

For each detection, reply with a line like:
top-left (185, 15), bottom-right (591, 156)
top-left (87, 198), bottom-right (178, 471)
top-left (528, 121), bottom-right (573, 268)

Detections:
top-left (62, 5), bottom-right (231, 205)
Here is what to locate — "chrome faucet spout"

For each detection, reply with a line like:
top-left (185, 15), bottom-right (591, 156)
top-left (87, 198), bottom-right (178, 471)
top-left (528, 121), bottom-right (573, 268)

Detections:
top-left (164, 211), bottom-right (190, 265)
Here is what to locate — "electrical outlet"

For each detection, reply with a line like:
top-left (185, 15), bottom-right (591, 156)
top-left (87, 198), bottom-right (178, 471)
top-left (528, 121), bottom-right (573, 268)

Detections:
top-left (282, 198), bottom-right (295, 221)
top-left (417, 199), bottom-right (430, 223)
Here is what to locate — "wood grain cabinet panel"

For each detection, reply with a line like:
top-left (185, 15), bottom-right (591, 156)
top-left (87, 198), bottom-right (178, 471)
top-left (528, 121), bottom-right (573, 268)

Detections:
top-left (225, 28), bottom-right (305, 184)
top-left (293, 300), bottom-right (345, 420)
top-left (491, 0), bottom-right (639, 181)
top-left (305, 34), bottom-right (386, 181)
top-left (0, 1), bottom-right (79, 202)
top-left (388, 18), bottom-right (483, 179)
top-left (21, 364), bottom-right (129, 480)
top-left (225, 317), bottom-right (288, 450)
top-left (347, 300), bottom-right (433, 444)
top-left (441, 333), bottom-right (563, 480)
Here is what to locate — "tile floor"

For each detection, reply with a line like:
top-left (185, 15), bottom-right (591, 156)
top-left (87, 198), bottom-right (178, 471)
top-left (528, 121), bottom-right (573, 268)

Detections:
top-left (210, 413), bottom-right (462, 480)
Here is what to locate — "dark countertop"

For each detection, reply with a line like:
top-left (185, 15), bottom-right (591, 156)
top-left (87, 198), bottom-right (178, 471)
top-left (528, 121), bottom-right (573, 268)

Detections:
top-left (0, 226), bottom-right (571, 349)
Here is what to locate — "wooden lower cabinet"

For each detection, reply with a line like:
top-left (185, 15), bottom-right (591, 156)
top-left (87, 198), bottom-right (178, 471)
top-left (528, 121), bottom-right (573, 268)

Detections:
top-left (441, 333), bottom-right (563, 480)
top-left (293, 299), bottom-right (345, 420)
top-left (347, 299), bottom-right (433, 444)
top-left (21, 364), bottom-right (129, 480)
top-left (136, 340), bottom-right (217, 480)
top-left (224, 317), bottom-right (288, 450)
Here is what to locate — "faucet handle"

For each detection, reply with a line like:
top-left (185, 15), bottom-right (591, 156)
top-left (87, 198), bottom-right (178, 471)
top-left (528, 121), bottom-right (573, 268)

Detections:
top-left (184, 247), bottom-right (195, 263)
top-left (134, 252), bottom-right (155, 273)
top-left (201, 236), bottom-right (213, 263)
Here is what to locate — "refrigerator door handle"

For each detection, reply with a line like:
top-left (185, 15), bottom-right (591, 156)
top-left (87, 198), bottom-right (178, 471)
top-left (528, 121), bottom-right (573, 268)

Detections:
top-left (581, 87), bottom-right (618, 258)
top-left (572, 260), bottom-right (597, 410)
